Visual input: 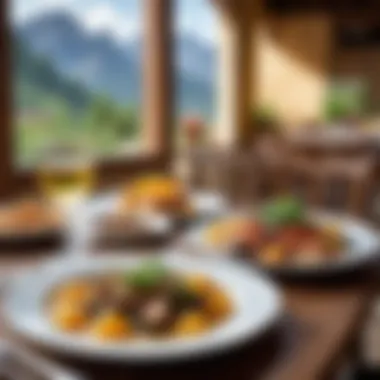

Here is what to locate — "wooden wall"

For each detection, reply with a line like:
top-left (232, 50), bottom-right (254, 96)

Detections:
top-left (255, 13), bottom-right (334, 127)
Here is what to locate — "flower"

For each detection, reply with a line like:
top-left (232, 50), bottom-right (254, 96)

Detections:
top-left (182, 116), bottom-right (205, 144)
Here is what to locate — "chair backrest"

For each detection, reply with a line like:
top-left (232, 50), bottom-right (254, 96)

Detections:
top-left (286, 147), bottom-right (376, 216)
top-left (185, 141), bottom-right (376, 217)
top-left (185, 145), bottom-right (259, 205)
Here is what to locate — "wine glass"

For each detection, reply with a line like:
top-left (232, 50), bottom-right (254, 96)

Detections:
top-left (37, 144), bottom-right (95, 257)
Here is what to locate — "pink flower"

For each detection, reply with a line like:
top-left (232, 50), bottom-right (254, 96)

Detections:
top-left (182, 116), bottom-right (204, 143)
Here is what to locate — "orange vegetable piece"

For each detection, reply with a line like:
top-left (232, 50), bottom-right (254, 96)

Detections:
top-left (91, 312), bottom-right (132, 341)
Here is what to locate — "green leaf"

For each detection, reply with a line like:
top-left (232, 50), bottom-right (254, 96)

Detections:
top-left (125, 260), bottom-right (169, 289)
top-left (260, 196), bottom-right (305, 228)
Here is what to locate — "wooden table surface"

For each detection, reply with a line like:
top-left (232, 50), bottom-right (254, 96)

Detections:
top-left (0, 250), bottom-right (377, 380)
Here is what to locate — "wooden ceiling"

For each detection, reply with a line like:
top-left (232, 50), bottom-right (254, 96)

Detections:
top-left (267, 0), bottom-right (380, 12)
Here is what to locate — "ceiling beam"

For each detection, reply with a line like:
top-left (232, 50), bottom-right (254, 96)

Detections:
top-left (213, 0), bottom-right (263, 147)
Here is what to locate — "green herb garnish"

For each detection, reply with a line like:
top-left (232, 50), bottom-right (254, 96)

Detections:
top-left (125, 260), bottom-right (168, 289)
top-left (260, 196), bottom-right (305, 228)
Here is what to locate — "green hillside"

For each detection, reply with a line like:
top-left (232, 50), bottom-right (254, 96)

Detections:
top-left (13, 34), bottom-right (91, 111)
top-left (13, 35), bottom-right (140, 167)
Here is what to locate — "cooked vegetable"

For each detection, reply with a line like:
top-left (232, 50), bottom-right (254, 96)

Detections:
top-left (204, 288), bottom-right (231, 318)
top-left (91, 312), bottom-right (132, 340)
top-left (174, 311), bottom-right (207, 336)
top-left (206, 196), bottom-right (344, 267)
top-left (48, 264), bottom-right (232, 342)
top-left (50, 302), bottom-right (87, 332)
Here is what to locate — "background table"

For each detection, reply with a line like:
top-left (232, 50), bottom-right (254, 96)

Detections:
top-left (0, 250), bottom-right (377, 380)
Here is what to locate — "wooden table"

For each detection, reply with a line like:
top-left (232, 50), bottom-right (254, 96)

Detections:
top-left (0, 250), bottom-right (378, 380)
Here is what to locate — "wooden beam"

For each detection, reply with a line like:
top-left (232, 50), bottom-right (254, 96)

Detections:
top-left (0, 0), bottom-right (14, 197)
top-left (142, 0), bottom-right (174, 163)
top-left (214, 0), bottom-right (262, 148)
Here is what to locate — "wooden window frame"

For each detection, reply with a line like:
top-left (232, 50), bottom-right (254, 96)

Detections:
top-left (0, 0), bottom-right (174, 196)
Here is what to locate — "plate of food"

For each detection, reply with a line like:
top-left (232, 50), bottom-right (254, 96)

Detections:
top-left (94, 174), bottom-right (227, 245)
top-left (119, 174), bottom-right (227, 222)
top-left (0, 199), bottom-right (62, 244)
top-left (186, 196), bottom-right (380, 276)
top-left (3, 254), bottom-right (282, 362)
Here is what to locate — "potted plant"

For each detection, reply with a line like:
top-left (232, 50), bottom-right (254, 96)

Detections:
top-left (181, 115), bottom-right (206, 147)
top-left (323, 81), bottom-right (369, 127)
top-left (252, 106), bottom-right (279, 136)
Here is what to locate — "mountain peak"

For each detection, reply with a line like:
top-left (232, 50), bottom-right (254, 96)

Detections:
top-left (23, 10), bottom-right (81, 37)
top-left (16, 10), bottom-right (215, 117)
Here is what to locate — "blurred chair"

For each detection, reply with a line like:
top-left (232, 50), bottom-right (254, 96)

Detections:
top-left (285, 151), bottom-right (325, 205)
top-left (285, 148), bottom-right (375, 216)
top-left (313, 153), bottom-right (376, 216)
top-left (185, 139), bottom-right (376, 217)
top-left (186, 145), bottom-right (259, 205)
top-left (252, 134), bottom-right (290, 197)
top-left (285, 129), bottom-right (376, 216)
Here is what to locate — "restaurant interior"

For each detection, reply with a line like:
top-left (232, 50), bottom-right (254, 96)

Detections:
top-left (1, 0), bottom-right (380, 379)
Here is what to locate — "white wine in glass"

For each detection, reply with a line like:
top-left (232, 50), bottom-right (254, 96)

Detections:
top-left (37, 146), bottom-right (95, 256)
top-left (39, 161), bottom-right (94, 209)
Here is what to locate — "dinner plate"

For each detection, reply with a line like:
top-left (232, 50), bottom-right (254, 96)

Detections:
top-left (89, 191), bottom-right (228, 220)
top-left (184, 211), bottom-right (380, 276)
top-left (2, 254), bottom-right (282, 362)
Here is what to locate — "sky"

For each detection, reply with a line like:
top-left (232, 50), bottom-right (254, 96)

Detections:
top-left (11, 0), bottom-right (217, 44)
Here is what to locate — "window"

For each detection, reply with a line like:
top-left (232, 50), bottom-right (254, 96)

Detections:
top-left (0, 0), bottom-right (174, 193)
top-left (11, 0), bottom-right (146, 168)
top-left (174, 0), bottom-right (218, 132)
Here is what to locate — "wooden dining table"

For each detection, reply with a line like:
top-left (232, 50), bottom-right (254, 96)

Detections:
top-left (0, 247), bottom-right (378, 380)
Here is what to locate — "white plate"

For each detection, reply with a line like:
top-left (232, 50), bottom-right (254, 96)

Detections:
top-left (185, 211), bottom-right (380, 276)
top-left (2, 254), bottom-right (282, 362)
top-left (93, 191), bottom-right (228, 216)
top-left (89, 191), bottom-right (228, 219)
top-left (90, 191), bottom-right (228, 241)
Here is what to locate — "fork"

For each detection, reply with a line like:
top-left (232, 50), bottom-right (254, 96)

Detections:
top-left (0, 339), bottom-right (86, 380)
top-left (0, 271), bottom-right (86, 380)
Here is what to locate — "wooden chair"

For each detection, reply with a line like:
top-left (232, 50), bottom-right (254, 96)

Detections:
top-left (185, 145), bottom-right (260, 205)
top-left (251, 135), bottom-right (291, 197)
top-left (313, 154), bottom-right (376, 216)
top-left (185, 141), bottom-right (376, 217)
top-left (283, 146), bottom-right (375, 216)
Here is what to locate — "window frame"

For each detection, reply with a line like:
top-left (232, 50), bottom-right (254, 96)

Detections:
top-left (0, 0), bottom-right (174, 195)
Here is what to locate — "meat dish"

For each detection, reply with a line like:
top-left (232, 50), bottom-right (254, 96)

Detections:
top-left (205, 197), bottom-right (344, 267)
top-left (48, 261), bottom-right (232, 342)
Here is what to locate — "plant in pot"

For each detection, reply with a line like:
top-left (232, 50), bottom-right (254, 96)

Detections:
top-left (181, 115), bottom-right (206, 148)
top-left (252, 106), bottom-right (279, 136)
top-left (323, 81), bottom-right (369, 128)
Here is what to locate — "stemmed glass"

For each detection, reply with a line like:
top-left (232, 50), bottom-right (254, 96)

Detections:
top-left (37, 145), bottom-right (95, 258)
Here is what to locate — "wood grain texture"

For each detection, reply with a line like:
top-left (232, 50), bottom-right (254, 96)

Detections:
top-left (143, 0), bottom-right (174, 161)
top-left (0, 0), bottom-right (14, 197)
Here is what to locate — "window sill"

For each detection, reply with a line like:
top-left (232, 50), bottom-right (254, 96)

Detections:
top-left (11, 149), bottom-right (170, 195)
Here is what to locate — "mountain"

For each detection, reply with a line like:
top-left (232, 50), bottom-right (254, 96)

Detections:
top-left (18, 13), bottom-right (140, 106)
top-left (13, 33), bottom-right (91, 111)
top-left (18, 11), bottom-right (216, 117)
top-left (175, 34), bottom-right (216, 85)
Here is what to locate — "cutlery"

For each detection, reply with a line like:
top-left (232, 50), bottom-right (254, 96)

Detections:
top-left (0, 271), bottom-right (86, 380)
top-left (0, 340), bottom-right (85, 380)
